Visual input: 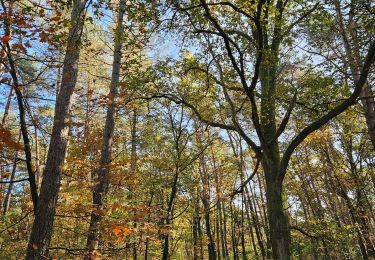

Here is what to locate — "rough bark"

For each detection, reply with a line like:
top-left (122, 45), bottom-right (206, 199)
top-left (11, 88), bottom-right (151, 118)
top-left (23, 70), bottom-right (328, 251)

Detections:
top-left (334, 0), bottom-right (375, 149)
top-left (85, 0), bottom-right (125, 257)
top-left (26, 1), bottom-right (87, 258)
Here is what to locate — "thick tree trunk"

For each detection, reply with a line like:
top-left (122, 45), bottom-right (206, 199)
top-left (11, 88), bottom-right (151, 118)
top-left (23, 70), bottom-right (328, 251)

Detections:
top-left (334, 1), bottom-right (375, 149)
top-left (26, 1), bottom-right (86, 258)
top-left (360, 86), bottom-right (375, 148)
top-left (262, 147), bottom-right (291, 260)
top-left (86, 1), bottom-right (125, 257)
top-left (260, 58), bottom-right (291, 259)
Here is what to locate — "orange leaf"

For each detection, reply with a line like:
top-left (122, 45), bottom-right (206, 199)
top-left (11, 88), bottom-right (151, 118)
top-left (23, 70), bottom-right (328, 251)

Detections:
top-left (12, 43), bottom-right (26, 52)
top-left (1, 35), bottom-right (11, 43)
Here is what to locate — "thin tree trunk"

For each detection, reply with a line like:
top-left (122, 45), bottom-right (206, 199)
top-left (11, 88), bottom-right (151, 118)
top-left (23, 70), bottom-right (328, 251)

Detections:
top-left (34, 126), bottom-right (40, 188)
top-left (246, 186), bottom-right (266, 259)
top-left (240, 194), bottom-right (248, 260)
top-left (203, 195), bottom-right (216, 260)
top-left (86, 1), bottom-right (125, 257)
top-left (2, 132), bottom-right (21, 215)
top-left (2, 154), bottom-right (17, 215)
top-left (162, 108), bottom-right (185, 260)
top-left (130, 109), bottom-right (138, 260)
top-left (193, 191), bottom-right (200, 260)
top-left (162, 167), bottom-right (179, 260)
top-left (230, 202), bottom-right (238, 260)
top-left (26, 1), bottom-right (87, 258)
top-left (1, 0), bottom-right (38, 213)
top-left (2, 86), bottom-right (13, 125)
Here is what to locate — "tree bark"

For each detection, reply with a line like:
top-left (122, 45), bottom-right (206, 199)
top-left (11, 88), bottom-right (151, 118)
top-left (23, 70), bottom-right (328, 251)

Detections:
top-left (260, 35), bottom-right (291, 258)
top-left (26, 1), bottom-right (87, 258)
top-left (2, 132), bottom-right (21, 215)
top-left (334, 0), bottom-right (375, 149)
top-left (2, 86), bottom-right (13, 125)
top-left (85, 1), bottom-right (125, 258)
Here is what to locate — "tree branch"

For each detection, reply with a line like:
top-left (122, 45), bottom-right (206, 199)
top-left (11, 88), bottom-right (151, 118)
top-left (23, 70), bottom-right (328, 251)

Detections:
top-left (278, 39), bottom-right (375, 184)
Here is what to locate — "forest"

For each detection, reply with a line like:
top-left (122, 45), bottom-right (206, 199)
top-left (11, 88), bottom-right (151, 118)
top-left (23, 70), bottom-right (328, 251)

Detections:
top-left (0, 0), bottom-right (374, 259)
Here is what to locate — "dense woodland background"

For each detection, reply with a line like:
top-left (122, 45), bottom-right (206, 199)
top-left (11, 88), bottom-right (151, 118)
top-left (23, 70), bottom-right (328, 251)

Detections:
top-left (0, 0), bottom-right (375, 259)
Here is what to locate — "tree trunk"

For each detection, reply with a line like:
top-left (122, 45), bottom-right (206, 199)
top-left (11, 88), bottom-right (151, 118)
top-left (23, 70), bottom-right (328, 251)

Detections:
top-left (240, 194), bottom-right (248, 260)
top-left (1, 0), bottom-right (38, 212)
top-left (229, 202), bottom-right (238, 260)
top-left (130, 109), bottom-right (138, 260)
top-left (162, 168), bottom-right (179, 260)
top-left (2, 153), bottom-right (18, 215)
top-left (26, 1), bottom-right (86, 258)
top-left (34, 126), bottom-right (41, 187)
top-left (261, 71), bottom-right (291, 260)
top-left (86, 1), bottom-right (125, 258)
top-left (2, 86), bottom-right (13, 125)
top-left (193, 191), bottom-right (201, 260)
top-left (203, 196), bottom-right (216, 260)
top-left (262, 147), bottom-right (291, 260)
top-left (334, 0), bottom-right (375, 149)
top-left (246, 186), bottom-right (266, 259)
top-left (2, 132), bottom-right (21, 215)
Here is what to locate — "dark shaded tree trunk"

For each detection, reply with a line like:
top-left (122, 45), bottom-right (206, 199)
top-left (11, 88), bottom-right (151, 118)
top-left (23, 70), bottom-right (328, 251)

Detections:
top-left (26, 1), bottom-right (87, 258)
top-left (260, 40), bottom-right (291, 259)
top-left (193, 187), bottom-right (203, 260)
top-left (162, 168), bottom-right (179, 260)
top-left (229, 202), bottom-right (239, 260)
top-left (240, 194), bottom-right (248, 260)
top-left (1, 0), bottom-right (38, 213)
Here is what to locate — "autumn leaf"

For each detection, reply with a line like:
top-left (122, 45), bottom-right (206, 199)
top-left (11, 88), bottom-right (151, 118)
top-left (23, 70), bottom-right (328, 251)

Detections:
top-left (39, 32), bottom-right (48, 42)
top-left (111, 225), bottom-right (132, 244)
top-left (0, 126), bottom-right (22, 151)
top-left (91, 250), bottom-right (101, 260)
top-left (1, 35), bottom-right (11, 43)
top-left (12, 43), bottom-right (26, 52)
top-left (51, 16), bottom-right (61, 22)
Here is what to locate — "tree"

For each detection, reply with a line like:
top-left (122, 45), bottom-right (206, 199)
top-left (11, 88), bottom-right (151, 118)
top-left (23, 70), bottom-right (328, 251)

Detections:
top-left (155, 1), bottom-right (375, 258)
top-left (26, 0), bottom-right (88, 258)
top-left (85, 0), bottom-right (126, 257)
